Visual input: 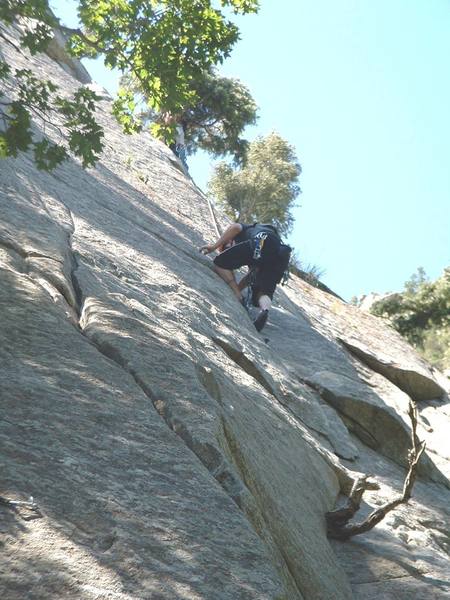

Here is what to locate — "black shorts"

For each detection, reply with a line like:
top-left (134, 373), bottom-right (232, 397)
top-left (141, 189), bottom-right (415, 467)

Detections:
top-left (251, 270), bottom-right (278, 301)
top-left (213, 241), bottom-right (253, 270)
top-left (214, 236), bottom-right (280, 300)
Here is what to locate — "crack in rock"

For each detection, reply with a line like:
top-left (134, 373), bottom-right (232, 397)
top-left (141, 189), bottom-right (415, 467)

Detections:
top-left (212, 337), bottom-right (276, 397)
top-left (70, 312), bottom-right (306, 600)
top-left (299, 374), bottom-right (450, 488)
top-left (339, 338), bottom-right (446, 402)
top-left (74, 319), bottom-right (250, 510)
top-left (219, 419), bottom-right (306, 600)
top-left (0, 237), bottom-right (59, 263)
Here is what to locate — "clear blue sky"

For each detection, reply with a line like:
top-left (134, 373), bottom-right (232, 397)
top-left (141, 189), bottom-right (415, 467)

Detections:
top-left (53, 1), bottom-right (450, 300)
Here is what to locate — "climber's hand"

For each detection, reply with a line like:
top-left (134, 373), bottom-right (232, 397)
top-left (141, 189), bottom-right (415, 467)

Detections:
top-left (200, 244), bottom-right (215, 255)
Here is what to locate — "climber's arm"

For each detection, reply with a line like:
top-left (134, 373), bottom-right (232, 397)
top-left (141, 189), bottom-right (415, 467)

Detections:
top-left (200, 223), bottom-right (243, 254)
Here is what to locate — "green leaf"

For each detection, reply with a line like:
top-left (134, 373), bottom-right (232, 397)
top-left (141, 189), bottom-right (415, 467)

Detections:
top-left (33, 139), bottom-right (68, 171)
top-left (0, 61), bottom-right (11, 79)
top-left (0, 133), bottom-right (8, 158)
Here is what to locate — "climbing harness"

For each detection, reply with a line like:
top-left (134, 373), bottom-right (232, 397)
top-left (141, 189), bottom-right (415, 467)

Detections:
top-left (252, 232), bottom-right (268, 260)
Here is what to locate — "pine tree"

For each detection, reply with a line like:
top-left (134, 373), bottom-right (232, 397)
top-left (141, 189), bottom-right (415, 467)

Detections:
top-left (208, 132), bottom-right (301, 236)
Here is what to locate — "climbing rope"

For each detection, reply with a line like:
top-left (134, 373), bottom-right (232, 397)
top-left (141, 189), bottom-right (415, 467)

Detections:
top-left (193, 182), bottom-right (222, 239)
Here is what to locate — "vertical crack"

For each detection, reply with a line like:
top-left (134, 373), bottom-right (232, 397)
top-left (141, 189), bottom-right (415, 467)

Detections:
top-left (66, 209), bottom-right (83, 320)
top-left (220, 418), bottom-right (305, 599)
top-left (212, 337), bottom-right (276, 397)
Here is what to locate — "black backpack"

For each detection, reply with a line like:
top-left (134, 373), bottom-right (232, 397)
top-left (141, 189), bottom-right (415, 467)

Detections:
top-left (249, 222), bottom-right (291, 283)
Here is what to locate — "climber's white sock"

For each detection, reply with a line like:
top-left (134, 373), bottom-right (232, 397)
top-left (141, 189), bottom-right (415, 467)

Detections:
top-left (258, 295), bottom-right (272, 312)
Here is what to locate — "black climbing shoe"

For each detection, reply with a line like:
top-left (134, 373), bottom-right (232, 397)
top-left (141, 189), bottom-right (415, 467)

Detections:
top-left (253, 309), bottom-right (269, 332)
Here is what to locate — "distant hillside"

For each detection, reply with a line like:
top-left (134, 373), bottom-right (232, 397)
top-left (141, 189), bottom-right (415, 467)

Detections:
top-left (369, 268), bottom-right (450, 374)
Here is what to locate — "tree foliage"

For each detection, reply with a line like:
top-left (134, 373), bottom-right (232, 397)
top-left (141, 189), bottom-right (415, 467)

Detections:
top-left (70, 0), bottom-right (259, 117)
top-left (0, 1), bottom-right (104, 169)
top-left (0, 0), bottom-right (259, 169)
top-left (127, 68), bottom-right (258, 163)
top-left (371, 267), bottom-right (450, 371)
top-left (178, 70), bottom-right (257, 163)
top-left (208, 132), bottom-right (301, 236)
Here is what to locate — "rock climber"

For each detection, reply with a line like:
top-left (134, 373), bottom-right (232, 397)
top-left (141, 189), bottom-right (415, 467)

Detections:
top-left (162, 112), bottom-right (189, 174)
top-left (200, 222), bottom-right (291, 332)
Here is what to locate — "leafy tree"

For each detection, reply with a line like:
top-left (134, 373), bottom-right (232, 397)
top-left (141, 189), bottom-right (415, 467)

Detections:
top-left (208, 132), bottom-right (301, 236)
top-left (422, 327), bottom-right (450, 372)
top-left (176, 70), bottom-right (257, 163)
top-left (131, 68), bottom-right (258, 164)
top-left (371, 267), bottom-right (450, 370)
top-left (0, 1), bottom-right (104, 169)
top-left (69, 1), bottom-right (259, 118)
top-left (0, 0), bottom-right (259, 169)
top-left (404, 266), bottom-right (428, 295)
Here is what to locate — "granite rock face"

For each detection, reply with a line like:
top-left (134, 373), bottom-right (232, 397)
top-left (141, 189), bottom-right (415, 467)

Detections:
top-left (1, 23), bottom-right (449, 600)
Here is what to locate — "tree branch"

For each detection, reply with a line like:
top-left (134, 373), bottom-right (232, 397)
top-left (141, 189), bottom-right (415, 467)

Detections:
top-left (59, 25), bottom-right (103, 53)
top-left (58, 26), bottom-right (151, 98)
top-left (326, 401), bottom-right (426, 541)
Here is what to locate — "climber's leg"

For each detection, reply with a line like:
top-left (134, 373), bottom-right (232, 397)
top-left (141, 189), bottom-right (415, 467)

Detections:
top-left (213, 242), bottom-right (253, 302)
top-left (213, 264), bottom-right (243, 300)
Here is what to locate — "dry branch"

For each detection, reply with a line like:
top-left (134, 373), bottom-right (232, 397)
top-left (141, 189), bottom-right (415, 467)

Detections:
top-left (326, 401), bottom-right (426, 540)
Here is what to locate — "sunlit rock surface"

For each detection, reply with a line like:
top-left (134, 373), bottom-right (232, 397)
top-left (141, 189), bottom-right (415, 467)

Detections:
top-left (1, 22), bottom-right (449, 600)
